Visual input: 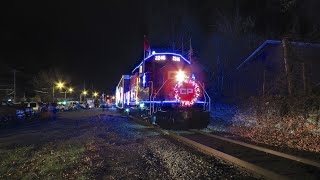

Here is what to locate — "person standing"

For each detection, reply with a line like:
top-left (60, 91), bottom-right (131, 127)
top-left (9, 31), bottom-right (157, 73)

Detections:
top-left (49, 103), bottom-right (57, 120)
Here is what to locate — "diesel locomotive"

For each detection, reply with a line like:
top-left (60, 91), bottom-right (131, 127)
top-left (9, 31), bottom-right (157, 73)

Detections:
top-left (115, 52), bottom-right (210, 129)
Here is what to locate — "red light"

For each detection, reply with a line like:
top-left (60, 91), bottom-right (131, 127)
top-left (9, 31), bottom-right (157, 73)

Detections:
top-left (174, 78), bottom-right (200, 106)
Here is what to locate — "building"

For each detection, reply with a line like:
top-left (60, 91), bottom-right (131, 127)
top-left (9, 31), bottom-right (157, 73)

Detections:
top-left (235, 40), bottom-right (320, 97)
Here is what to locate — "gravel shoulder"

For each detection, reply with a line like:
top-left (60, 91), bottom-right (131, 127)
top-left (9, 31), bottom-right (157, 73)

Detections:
top-left (0, 109), bottom-right (257, 179)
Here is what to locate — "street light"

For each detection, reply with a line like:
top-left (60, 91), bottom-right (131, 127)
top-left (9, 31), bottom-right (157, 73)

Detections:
top-left (52, 81), bottom-right (65, 102)
top-left (64, 87), bottom-right (73, 99)
top-left (57, 81), bottom-right (64, 89)
top-left (80, 90), bottom-right (88, 103)
top-left (93, 92), bottom-right (98, 97)
top-left (80, 90), bottom-right (87, 103)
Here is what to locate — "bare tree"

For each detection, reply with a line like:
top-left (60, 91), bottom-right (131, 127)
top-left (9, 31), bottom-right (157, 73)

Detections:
top-left (32, 68), bottom-right (71, 102)
top-left (206, 9), bottom-right (262, 97)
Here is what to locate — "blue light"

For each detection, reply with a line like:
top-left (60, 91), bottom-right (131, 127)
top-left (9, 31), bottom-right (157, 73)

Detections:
top-left (139, 103), bottom-right (144, 108)
top-left (125, 108), bottom-right (130, 112)
top-left (142, 73), bottom-right (146, 87)
top-left (132, 52), bottom-right (191, 73)
top-left (139, 100), bottom-right (206, 104)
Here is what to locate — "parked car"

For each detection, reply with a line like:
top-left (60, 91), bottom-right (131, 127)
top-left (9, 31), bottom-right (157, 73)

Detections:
top-left (86, 99), bottom-right (95, 109)
top-left (24, 106), bottom-right (34, 116)
top-left (73, 103), bottom-right (81, 110)
top-left (29, 102), bottom-right (40, 112)
top-left (55, 104), bottom-right (69, 112)
top-left (15, 109), bottom-right (25, 119)
top-left (22, 102), bottom-right (35, 117)
top-left (78, 103), bottom-right (86, 109)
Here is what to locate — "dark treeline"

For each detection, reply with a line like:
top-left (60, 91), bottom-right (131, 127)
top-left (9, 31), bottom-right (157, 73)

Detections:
top-left (144, 0), bottom-right (320, 98)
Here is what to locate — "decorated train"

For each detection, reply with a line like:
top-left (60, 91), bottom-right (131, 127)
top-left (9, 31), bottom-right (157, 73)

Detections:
top-left (115, 52), bottom-right (210, 129)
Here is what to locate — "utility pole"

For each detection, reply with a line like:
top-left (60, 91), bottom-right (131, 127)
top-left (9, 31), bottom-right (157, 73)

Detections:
top-left (83, 80), bottom-right (85, 102)
top-left (91, 83), bottom-right (93, 99)
top-left (52, 86), bottom-right (55, 102)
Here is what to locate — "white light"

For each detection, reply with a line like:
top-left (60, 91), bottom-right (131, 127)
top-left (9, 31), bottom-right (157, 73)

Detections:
top-left (152, 51), bottom-right (156, 55)
top-left (176, 70), bottom-right (185, 82)
top-left (155, 55), bottom-right (166, 61)
top-left (125, 108), bottom-right (130, 112)
top-left (172, 56), bottom-right (180, 61)
top-left (139, 103), bottom-right (144, 108)
top-left (142, 73), bottom-right (146, 86)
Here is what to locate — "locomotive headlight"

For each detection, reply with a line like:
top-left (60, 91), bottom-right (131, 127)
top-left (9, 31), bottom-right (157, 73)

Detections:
top-left (176, 70), bottom-right (185, 82)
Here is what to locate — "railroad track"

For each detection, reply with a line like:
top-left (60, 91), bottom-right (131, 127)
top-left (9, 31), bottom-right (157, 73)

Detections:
top-left (164, 129), bottom-right (320, 180)
top-left (128, 115), bottom-right (320, 179)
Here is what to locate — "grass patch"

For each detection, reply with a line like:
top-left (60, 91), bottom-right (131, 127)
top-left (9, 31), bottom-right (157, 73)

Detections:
top-left (0, 145), bottom-right (35, 177)
top-left (0, 139), bottom-right (88, 179)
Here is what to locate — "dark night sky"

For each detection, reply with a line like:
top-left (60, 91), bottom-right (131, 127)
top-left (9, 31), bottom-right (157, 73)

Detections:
top-left (1, 0), bottom-right (146, 94)
top-left (1, 0), bottom-right (319, 95)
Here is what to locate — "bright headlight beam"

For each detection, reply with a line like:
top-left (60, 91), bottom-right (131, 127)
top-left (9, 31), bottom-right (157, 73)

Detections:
top-left (176, 70), bottom-right (185, 82)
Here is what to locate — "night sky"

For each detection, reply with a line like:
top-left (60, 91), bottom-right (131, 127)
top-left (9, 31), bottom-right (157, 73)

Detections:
top-left (1, 0), bottom-right (319, 95)
top-left (1, 1), bottom-right (146, 94)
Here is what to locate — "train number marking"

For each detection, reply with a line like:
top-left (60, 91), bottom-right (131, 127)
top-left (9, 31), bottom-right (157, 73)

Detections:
top-left (172, 56), bottom-right (180, 61)
top-left (155, 55), bottom-right (166, 61)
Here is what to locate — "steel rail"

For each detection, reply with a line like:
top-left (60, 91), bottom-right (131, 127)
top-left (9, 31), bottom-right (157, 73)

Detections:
top-left (166, 131), bottom-right (288, 180)
top-left (191, 130), bottom-right (320, 169)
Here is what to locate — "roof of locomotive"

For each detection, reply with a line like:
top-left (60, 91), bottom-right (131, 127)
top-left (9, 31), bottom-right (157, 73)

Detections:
top-left (131, 52), bottom-right (190, 73)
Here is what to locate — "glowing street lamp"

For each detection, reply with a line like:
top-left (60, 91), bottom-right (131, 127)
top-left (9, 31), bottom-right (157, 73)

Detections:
top-left (80, 90), bottom-right (88, 103)
top-left (52, 81), bottom-right (65, 102)
top-left (56, 81), bottom-right (64, 89)
top-left (93, 92), bottom-right (98, 97)
top-left (64, 87), bottom-right (73, 99)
